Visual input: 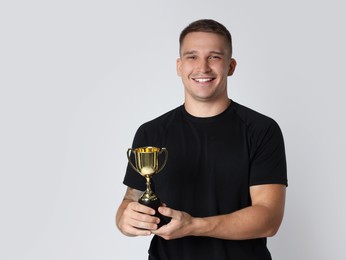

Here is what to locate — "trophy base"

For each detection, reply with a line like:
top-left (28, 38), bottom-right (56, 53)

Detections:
top-left (138, 196), bottom-right (168, 228)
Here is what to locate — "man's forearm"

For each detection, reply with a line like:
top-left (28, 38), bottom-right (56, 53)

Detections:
top-left (190, 184), bottom-right (286, 240)
top-left (191, 204), bottom-right (283, 240)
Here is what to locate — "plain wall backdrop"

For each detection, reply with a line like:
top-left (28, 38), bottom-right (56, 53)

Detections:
top-left (1, 0), bottom-right (345, 259)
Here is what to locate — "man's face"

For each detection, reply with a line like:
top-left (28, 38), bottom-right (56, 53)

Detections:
top-left (177, 32), bottom-right (236, 103)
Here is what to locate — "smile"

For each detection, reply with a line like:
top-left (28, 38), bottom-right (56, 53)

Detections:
top-left (193, 78), bottom-right (214, 83)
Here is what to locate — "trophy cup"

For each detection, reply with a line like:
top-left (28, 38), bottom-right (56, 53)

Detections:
top-left (127, 146), bottom-right (168, 225)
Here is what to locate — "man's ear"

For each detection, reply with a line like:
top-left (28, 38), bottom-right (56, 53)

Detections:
top-left (176, 58), bottom-right (182, 77)
top-left (228, 58), bottom-right (237, 76)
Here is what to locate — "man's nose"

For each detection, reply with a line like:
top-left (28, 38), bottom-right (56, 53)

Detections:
top-left (197, 59), bottom-right (211, 72)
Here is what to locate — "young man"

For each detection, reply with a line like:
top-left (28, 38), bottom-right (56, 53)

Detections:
top-left (116, 19), bottom-right (287, 260)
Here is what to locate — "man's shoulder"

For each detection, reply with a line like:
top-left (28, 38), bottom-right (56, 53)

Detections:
top-left (232, 101), bottom-right (281, 132)
top-left (139, 105), bottom-right (183, 130)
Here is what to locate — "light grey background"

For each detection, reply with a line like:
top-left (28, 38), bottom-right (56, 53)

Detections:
top-left (1, 0), bottom-right (345, 259)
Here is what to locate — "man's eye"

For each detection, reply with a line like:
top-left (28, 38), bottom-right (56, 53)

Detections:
top-left (209, 56), bottom-right (220, 60)
top-left (187, 56), bottom-right (196, 60)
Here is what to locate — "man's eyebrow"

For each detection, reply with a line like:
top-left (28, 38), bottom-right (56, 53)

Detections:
top-left (182, 50), bottom-right (225, 56)
top-left (210, 50), bottom-right (225, 55)
top-left (182, 50), bottom-right (197, 56)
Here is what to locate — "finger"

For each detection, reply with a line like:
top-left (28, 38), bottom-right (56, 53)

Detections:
top-left (133, 211), bottom-right (161, 226)
top-left (119, 213), bottom-right (156, 236)
top-left (158, 206), bottom-right (175, 218)
top-left (129, 202), bottom-right (156, 215)
top-left (122, 223), bottom-right (153, 236)
top-left (130, 218), bottom-right (159, 231)
top-left (122, 212), bottom-right (160, 232)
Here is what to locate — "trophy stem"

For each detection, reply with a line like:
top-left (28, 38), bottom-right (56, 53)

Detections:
top-left (145, 176), bottom-right (152, 193)
top-left (139, 176), bottom-right (159, 204)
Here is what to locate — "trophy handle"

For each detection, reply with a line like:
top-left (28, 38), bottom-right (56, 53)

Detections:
top-left (127, 148), bottom-right (141, 174)
top-left (157, 147), bottom-right (168, 173)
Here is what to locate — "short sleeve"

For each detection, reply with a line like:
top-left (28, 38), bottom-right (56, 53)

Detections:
top-left (249, 119), bottom-right (288, 186)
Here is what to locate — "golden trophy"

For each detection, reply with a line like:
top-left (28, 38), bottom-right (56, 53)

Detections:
top-left (127, 146), bottom-right (168, 226)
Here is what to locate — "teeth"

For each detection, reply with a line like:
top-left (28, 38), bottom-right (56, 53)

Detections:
top-left (195, 78), bottom-right (212, 82)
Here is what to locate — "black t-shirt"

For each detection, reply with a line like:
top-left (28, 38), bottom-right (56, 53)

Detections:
top-left (124, 101), bottom-right (287, 260)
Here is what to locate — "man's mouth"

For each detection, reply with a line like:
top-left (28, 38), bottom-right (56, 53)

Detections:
top-left (193, 77), bottom-right (214, 83)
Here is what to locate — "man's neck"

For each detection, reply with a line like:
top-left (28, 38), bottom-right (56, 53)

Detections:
top-left (184, 97), bottom-right (231, 118)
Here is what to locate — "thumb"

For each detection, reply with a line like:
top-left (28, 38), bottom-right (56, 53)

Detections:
top-left (158, 206), bottom-right (174, 217)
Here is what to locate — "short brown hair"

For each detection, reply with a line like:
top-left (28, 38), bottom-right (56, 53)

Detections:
top-left (179, 19), bottom-right (233, 56)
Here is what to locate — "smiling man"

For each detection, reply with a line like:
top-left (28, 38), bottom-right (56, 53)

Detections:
top-left (116, 19), bottom-right (288, 260)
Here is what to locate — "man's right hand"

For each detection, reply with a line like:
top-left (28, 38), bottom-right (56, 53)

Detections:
top-left (116, 188), bottom-right (160, 236)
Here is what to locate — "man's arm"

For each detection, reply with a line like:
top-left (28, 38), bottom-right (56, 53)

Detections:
top-left (153, 184), bottom-right (286, 240)
top-left (116, 187), bottom-right (160, 236)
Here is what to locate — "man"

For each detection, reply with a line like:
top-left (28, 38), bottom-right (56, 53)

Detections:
top-left (116, 19), bottom-right (287, 260)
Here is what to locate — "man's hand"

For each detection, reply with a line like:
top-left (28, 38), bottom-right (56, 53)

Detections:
top-left (116, 188), bottom-right (160, 236)
top-left (152, 206), bottom-right (194, 240)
